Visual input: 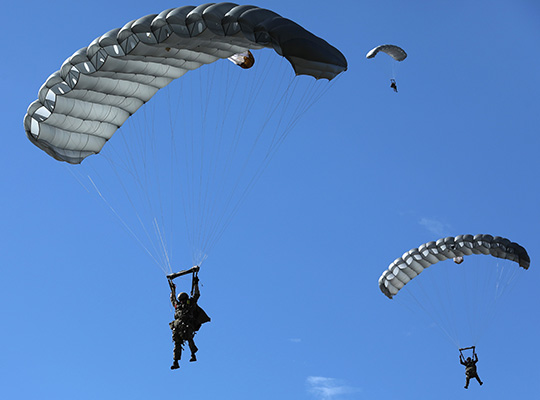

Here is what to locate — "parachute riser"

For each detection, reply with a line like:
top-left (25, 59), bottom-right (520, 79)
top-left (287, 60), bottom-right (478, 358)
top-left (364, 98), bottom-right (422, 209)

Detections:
top-left (459, 346), bottom-right (476, 357)
top-left (167, 265), bottom-right (200, 281)
top-left (167, 266), bottom-right (200, 298)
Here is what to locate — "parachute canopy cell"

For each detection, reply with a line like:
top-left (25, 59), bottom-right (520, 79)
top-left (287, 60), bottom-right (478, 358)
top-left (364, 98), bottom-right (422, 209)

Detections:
top-left (24, 2), bottom-right (347, 165)
top-left (378, 234), bottom-right (530, 299)
top-left (366, 44), bottom-right (407, 61)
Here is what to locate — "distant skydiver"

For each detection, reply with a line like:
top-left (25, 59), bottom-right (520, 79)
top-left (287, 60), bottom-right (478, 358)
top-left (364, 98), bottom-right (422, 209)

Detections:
top-left (366, 45), bottom-right (406, 93)
top-left (167, 266), bottom-right (211, 370)
top-left (390, 79), bottom-right (398, 93)
top-left (459, 346), bottom-right (483, 389)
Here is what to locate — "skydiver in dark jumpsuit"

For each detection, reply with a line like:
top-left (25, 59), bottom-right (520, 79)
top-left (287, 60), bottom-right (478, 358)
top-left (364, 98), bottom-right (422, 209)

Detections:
top-left (390, 79), bottom-right (398, 92)
top-left (460, 350), bottom-right (483, 389)
top-left (169, 273), bottom-right (210, 370)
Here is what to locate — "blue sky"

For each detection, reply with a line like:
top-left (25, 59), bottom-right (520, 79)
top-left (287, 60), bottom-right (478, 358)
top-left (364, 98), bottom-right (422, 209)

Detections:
top-left (2, 1), bottom-right (539, 399)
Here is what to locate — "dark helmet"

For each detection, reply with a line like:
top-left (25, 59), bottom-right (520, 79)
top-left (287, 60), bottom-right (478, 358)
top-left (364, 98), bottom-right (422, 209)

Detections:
top-left (178, 292), bottom-right (189, 302)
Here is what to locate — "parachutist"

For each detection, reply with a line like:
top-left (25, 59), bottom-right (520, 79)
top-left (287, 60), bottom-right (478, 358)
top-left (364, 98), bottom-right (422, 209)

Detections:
top-left (459, 347), bottom-right (483, 389)
top-left (169, 269), bottom-right (210, 370)
top-left (390, 79), bottom-right (398, 92)
top-left (366, 45), bottom-right (405, 93)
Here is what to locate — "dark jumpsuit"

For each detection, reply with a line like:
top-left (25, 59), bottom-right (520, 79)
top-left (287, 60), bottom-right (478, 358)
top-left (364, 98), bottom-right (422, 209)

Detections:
top-left (460, 354), bottom-right (483, 388)
top-left (170, 294), bottom-right (199, 362)
top-left (169, 281), bottom-right (210, 366)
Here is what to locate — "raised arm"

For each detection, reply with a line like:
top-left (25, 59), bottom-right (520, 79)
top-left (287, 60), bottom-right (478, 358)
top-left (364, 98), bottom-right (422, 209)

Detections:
top-left (191, 274), bottom-right (201, 302)
top-left (168, 278), bottom-right (177, 307)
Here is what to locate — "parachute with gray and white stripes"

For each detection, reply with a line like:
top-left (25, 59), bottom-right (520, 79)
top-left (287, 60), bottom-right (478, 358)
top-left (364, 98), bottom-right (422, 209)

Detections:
top-left (379, 234), bottom-right (529, 299)
top-left (24, 3), bottom-right (347, 165)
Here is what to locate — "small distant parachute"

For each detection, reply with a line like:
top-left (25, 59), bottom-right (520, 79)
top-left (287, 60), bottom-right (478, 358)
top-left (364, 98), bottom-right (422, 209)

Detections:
top-left (366, 44), bottom-right (407, 62)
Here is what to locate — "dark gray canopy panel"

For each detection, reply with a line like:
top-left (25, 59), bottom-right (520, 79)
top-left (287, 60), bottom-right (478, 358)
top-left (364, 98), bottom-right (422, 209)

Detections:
top-left (24, 3), bottom-right (347, 164)
top-left (379, 234), bottom-right (530, 299)
top-left (366, 44), bottom-right (407, 61)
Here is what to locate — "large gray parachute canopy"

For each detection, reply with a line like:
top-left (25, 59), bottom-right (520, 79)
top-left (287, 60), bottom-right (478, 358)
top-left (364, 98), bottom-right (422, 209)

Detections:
top-left (24, 3), bottom-right (348, 165)
top-left (366, 44), bottom-right (407, 61)
top-left (379, 234), bottom-right (530, 299)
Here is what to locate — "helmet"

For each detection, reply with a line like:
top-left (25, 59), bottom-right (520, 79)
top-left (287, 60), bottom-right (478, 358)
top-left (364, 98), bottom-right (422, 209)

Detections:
top-left (178, 292), bottom-right (189, 302)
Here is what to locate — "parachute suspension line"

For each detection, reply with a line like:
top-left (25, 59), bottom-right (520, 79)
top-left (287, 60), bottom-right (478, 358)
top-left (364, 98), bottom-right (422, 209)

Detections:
top-left (155, 74), bottom-right (214, 268)
top-left (95, 105), bottom-right (173, 273)
top-left (168, 78), bottom-right (196, 267)
top-left (460, 258), bottom-right (475, 345)
top-left (200, 104), bottom-right (279, 255)
top-left (143, 100), bottom-right (172, 273)
top-left (193, 55), bottom-right (277, 259)
top-left (165, 62), bottom-right (216, 265)
top-left (440, 259), bottom-right (463, 347)
top-left (65, 163), bottom-right (93, 194)
top-left (472, 257), bottom-right (495, 345)
top-left (177, 53), bottom-right (279, 260)
top-left (82, 149), bottom-right (164, 271)
top-left (197, 61), bottom-right (248, 260)
top-left (472, 260), bottom-right (522, 345)
top-left (398, 255), bottom-right (525, 349)
top-left (388, 56), bottom-right (401, 81)
top-left (121, 52), bottom-right (343, 268)
top-left (186, 61), bottom-right (233, 265)
top-left (103, 150), bottom-right (169, 273)
top-left (199, 59), bottom-right (334, 258)
top-left (242, 69), bottom-right (336, 196)
top-left (177, 76), bottom-right (198, 264)
top-left (458, 257), bottom-right (494, 346)
top-left (156, 93), bottom-right (181, 266)
top-left (400, 260), bottom-right (476, 348)
top-left (275, 72), bottom-right (338, 143)
top-left (429, 262), bottom-right (462, 347)
top-left (459, 256), bottom-right (484, 346)
top-left (255, 66), bottom-right (327, 164)
top-left (152, 217), bottom-right (173, 274)
top-left (472, 261), bottom-right (489, 345)
top-left (84, 173), bottom-right (168, 274)
top-left (398, 262), bottom-right (459, 347)
top-left (194, 62), bottom-right (217, 258)
top-left (401, 278), bottom-right (461, 348)
top-left (164, 86), bottom-right (182, 270)
top-left (124, 106), bottom-right (172, 272)
top-left (177, 62), bottom-right (223, 264)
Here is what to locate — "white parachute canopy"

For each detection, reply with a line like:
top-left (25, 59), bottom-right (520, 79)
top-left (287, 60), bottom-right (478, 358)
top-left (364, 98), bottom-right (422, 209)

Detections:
top-left (366, 44), bottom-right (407, 62)
top-left (25, 3), bottom-right (348, 165)
top-left (378, 234), bottom-right (530, 347)
top-left (379, 234), bottom-right (529, 299)
top-left (24, 3), bottom-right (348, 274)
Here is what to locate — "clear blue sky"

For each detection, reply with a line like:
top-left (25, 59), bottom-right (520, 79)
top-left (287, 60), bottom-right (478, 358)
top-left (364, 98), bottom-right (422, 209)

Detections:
top-left (2, 1), bottom-right (539, 399)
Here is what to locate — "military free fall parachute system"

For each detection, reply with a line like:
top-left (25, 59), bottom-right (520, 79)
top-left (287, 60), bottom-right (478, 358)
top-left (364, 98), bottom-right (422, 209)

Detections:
top-left (23, 3), bottom-right (348, 273)
top-left (379, 234), bottom-right (529, 347)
